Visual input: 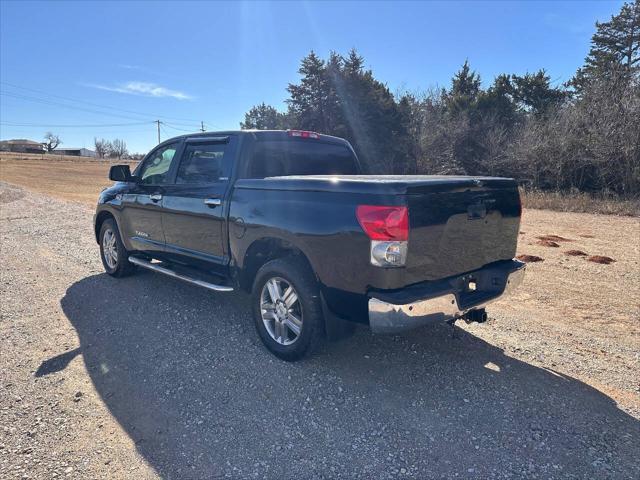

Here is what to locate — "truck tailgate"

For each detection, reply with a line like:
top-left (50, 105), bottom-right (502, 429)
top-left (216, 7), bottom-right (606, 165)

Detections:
top-left (405, 178), bottom-right (521, 282)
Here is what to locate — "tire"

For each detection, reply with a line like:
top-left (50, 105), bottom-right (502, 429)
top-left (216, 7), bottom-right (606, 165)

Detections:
top-left (252, 257), bottom-right (324, 361)
top-left (99, 218), bottom-right (135, 278)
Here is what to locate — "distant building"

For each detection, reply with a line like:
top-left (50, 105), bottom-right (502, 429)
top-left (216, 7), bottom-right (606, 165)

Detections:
top-left (0, 139), bottom-right (46, 154)
top-left (54, 148), bottom-right (96, 157)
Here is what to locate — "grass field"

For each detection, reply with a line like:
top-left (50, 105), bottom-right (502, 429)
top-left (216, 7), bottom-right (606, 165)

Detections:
top-left (0, 157), bottom-right (137, 204)
top-left (522, 188), bottom-right (639, 216)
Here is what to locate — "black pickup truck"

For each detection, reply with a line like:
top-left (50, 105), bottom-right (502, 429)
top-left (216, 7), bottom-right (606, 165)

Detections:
top-left (94, 130), bottom-right (525, 360)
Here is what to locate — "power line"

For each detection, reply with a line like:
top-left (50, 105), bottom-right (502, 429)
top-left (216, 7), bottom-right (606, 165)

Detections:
top-left (162, 122), bottom-right (198, 133)
top-left (0, 81), bottom-right (208, 125)
top-left (159, 122), bottom-right (173, 144)
top-left (0, 121), bottom-right (154, 128)
top-left (0, 92), bottom-right (161, 123)
top-left (1, 90), bottom-right (213, 130)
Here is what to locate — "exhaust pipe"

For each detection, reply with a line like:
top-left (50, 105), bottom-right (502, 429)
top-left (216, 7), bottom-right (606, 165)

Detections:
top-left (463, 308), bottom-right (487, 324)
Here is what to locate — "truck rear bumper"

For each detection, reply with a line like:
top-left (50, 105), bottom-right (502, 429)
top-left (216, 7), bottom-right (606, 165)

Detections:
top-left (368, 260), bottom-right (525, 334)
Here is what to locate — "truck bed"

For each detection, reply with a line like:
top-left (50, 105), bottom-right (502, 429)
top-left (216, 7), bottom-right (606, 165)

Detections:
top-left (233, 174), bottom-right (521, 288)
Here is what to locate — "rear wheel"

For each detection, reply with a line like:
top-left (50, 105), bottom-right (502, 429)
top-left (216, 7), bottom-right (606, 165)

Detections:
top-left (252, 257), bottom-right (323, 361)
top-left (99, 218), bottom-right (135, 277)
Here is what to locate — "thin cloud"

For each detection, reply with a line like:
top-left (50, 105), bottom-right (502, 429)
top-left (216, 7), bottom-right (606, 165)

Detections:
top-left (86, 81), bottom-right (193, 100)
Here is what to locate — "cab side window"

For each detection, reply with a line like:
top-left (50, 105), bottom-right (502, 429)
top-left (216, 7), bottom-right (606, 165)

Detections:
top-left (138, 143), bottom-right (178, 185)
top-left (176, 142), bottom-right (230, 184)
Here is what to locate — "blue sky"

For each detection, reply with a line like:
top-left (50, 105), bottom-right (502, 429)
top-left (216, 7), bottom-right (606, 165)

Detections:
top-left (0, 0), bottom-right (624, 154)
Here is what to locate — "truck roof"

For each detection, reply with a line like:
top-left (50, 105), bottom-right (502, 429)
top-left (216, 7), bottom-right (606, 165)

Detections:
top-left (163, 129), bottom-right (349, 146)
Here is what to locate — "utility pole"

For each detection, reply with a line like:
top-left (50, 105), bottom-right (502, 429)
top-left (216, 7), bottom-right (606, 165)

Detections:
top-left (156, 120), bottom-right (161, 144)
top-left (200, 121), bottom-right (205, 132)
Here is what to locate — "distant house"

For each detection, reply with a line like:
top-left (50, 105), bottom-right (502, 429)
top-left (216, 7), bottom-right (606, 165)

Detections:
top-left (0, 139), bottom-right (46, 154)
top-left (54, 148), bottom-right (96, 158)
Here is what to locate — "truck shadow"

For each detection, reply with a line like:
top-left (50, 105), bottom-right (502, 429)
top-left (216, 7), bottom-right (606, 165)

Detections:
top-left (54, 272), bottom-right (639, 479)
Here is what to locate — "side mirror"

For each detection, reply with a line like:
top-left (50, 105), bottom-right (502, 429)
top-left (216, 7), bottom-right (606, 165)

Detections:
top-left (109, 164), bottom-right (133, 182)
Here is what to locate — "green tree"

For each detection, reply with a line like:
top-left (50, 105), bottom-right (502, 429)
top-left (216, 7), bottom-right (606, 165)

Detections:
top-left (240, 103), bottom-right (288, 130)
top-left (477, 74), bottom-right (518, 126)
top-left (439, 62), bottom-right (487, 174)
top-left (334, 49), bottom-right (410, 173)
top-left (283, 49), bottom-right (411, 173)
top-left (444, 60), bottom-right (481, 115)
top-left (286, 51), bottom-right (333, 132)
top-left (571, 0), bottom-right (640, 91)
top-left (512, 70), bottom-right (566, 115)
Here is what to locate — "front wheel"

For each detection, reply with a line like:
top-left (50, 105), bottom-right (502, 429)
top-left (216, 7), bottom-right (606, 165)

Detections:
top-left (99, 218), bottom-right (135, 277)
top-left (252, 257), bottom-right (324, 361)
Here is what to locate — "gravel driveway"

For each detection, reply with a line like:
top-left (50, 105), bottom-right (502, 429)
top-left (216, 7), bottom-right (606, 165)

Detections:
top-left (1, 182), bottom-right (638, 479)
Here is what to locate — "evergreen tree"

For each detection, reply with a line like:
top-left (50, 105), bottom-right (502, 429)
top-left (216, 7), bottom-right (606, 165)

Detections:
top-left (240, 103), bottom-right (288, 130)
top-left (286, 51), bottom-right (331, 132)
top-left (477, 74), bottom-right (518, 127)
top-left (571, 0), bottom-right (640, 91)
top-left (445, 60), bottom-right (481, 115)
top-left (284, 49), bottom-right (411, 173)
top-left (441, 62), bottom-right (485, 174)
top-left (511, 70), bottom-right (566, 115)
top-left (240, 44), bottom-right (636, 196)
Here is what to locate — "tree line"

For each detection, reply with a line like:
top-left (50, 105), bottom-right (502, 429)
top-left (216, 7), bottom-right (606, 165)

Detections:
top-left (94, 138), bottom-right (143, 160)
top-left (38, 133), bottom-right (143, 160)
top-left (241, 1), bottom-right (639, 197)
top-left (94, 138), bottom-right (129, 159)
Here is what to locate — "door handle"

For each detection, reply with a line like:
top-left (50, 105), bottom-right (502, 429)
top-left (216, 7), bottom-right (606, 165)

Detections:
top-left (204, 198), bottom-right (221, 207)
top-left (150, 194), bottom-right (162, 202)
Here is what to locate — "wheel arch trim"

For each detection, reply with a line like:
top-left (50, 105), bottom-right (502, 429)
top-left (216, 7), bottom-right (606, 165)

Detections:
top-left (237, 236), bottom-right (318, 293)
top-left (94, 207), bottom-right (126, 247)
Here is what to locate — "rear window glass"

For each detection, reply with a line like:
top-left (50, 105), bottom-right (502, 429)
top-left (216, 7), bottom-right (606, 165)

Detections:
top-left (176, 142), bottom-right (230, 184)
top-left (246, 140), bottom-right (358, 178)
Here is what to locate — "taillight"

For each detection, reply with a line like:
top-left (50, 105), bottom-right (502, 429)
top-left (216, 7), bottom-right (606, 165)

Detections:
top-left (356, 205), bottom-right (409, 267)
top-left (288, 130), bottom-right (320, 139)
top-left (356, 205), bottom-right (409, 241)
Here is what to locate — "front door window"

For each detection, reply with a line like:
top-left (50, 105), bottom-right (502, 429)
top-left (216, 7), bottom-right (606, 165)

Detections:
top-left (138, 144), bottom-right (178, 185)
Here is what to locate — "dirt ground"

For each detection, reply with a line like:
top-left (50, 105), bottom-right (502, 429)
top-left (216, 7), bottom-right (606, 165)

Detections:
top-left (1, 158), bottom-right (639, 479)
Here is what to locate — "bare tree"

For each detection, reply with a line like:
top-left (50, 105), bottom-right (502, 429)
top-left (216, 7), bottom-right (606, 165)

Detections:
top-left (43, 132), bottom-right (61, 152)
top-left (105, 140), bottom-right (114, 158)
top-left (128, 152), bottom-right (146, 161)
top-left (94, 138), bottom-right (109, 159)
top-left (110, 139), bottom-right (128, 160)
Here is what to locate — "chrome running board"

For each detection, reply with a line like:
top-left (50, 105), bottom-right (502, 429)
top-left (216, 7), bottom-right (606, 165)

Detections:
top-left (128, 256), bottom-right (234, 292)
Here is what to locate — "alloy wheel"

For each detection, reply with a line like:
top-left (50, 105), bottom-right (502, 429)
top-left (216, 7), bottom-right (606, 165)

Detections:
top-left (102, 228), bottom-right (118, 269)
top-left (260, 277), bottom-right (303, 345)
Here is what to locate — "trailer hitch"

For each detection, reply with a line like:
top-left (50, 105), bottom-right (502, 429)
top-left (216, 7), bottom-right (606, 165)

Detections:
top-left (446, 308), bottom-right (488, 339)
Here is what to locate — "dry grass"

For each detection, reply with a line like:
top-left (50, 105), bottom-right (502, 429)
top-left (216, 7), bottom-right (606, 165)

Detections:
top-left (0, 150), bottom-right (113, 163)
top-left (0, 156), bottom-right (137, 205)
top-left (521, 189), bottom-right (639, 216)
